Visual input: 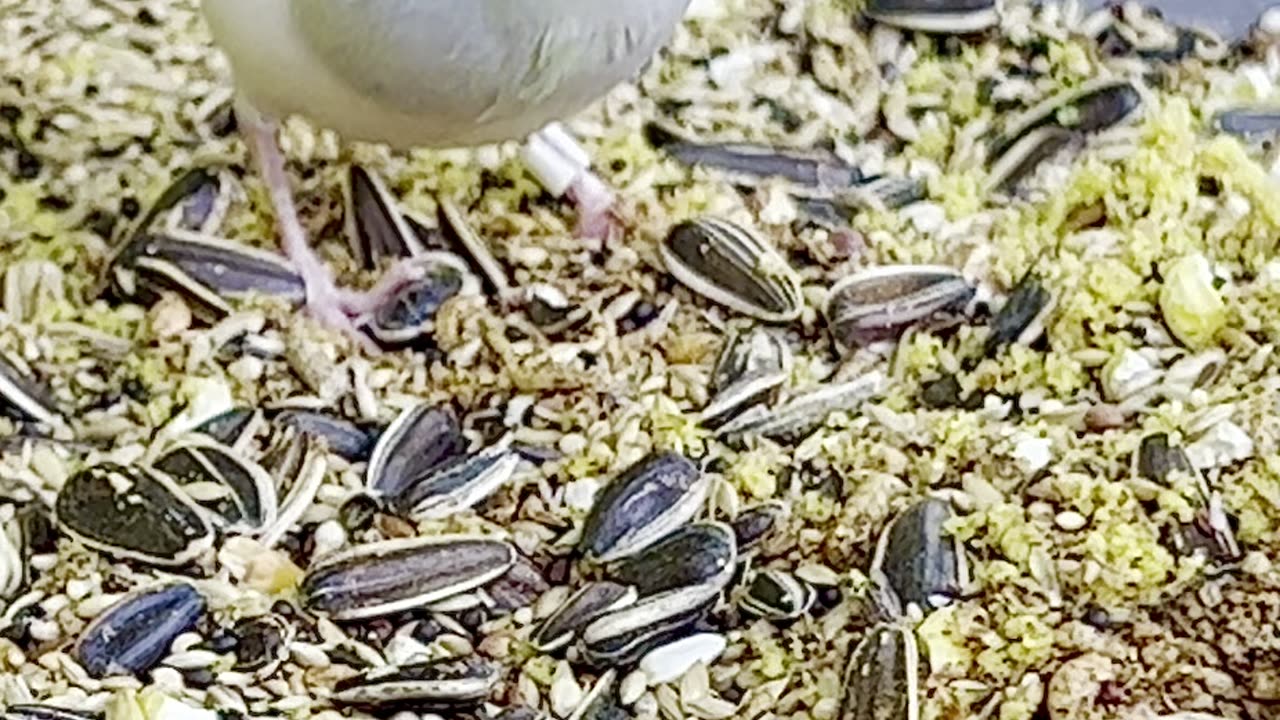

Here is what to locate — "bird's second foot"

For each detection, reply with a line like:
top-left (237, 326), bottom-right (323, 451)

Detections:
top-left (566, 169), bottom-right (623, 241)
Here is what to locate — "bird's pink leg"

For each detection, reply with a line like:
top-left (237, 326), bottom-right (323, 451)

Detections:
top-left (523, 124), bottom-right (624, 241)
top-left (566, 169), bottom-right (622, 241)
top-left (237, 101), bottom-right (421, 336)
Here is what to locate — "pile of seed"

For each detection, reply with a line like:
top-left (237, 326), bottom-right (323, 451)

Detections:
top-left (4, 1), bottom-right (1280, 720)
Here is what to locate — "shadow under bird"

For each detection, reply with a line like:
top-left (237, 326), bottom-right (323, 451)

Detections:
top-left (198, 0), bottom-right (692, 339)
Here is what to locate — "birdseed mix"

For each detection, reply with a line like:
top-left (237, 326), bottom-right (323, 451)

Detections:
top-left (3, 1), bottom-right (1280, 720)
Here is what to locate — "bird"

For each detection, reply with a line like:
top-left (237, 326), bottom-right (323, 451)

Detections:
top-left (198, 0), bottom-right (692, 337)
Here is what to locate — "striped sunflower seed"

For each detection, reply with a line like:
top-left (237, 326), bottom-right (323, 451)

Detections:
top-left (700, 327), bottom-right (792, 429)
top-left (987, 79), bottom-right (1142, 194)
top-left (869, 497), bottom-right (969, 618)
top-left (609, 521), bottom-right (737, 596)
top-left (108, 229), bottom-right (305, 323)
top-left (826, 265), bottom-right (975, 352)
top-left (392, 433), bottom-right (522, 522)
top-left (661, 218), bottom-right (804, 323)
top-left (864, 0), bottom-right (998, 33)
top-left (840, 623), bottom-right (920, 720)
top-left (301, 535), bottom-right (516, 620)
top-left (532, 582), bottom-right (639, 653)
top-left (151, 436), bottom-right (277, 534)
top-left (739, 569), bottom-right (816, 621)
top-left (331, 657), bottom-right (503, 710)
top-left (578, 451), bottom-right (709, 564)
top-left (2, 707), bottom-right (102, 720)
top-left (580, 582), bottom-right (722, 667)
top-left (0, 350), bottom-right (65, 428)
top-left (366, 403), bottom-right (468, 505)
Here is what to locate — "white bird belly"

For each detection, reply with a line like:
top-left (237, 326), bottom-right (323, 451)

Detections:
top-left (201, 0), bottom-right (689, 150)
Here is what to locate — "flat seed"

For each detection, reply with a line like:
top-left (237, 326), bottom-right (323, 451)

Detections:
top-left (55, 464), bottom-right (214, 566)
top-left (700, 328), bottom-right (792, 428)
top-left (345, 164), bottom-right (425, 269)
top-left (609, 522), bottom-right (737, 596)
top-left (661, 218), bottom-right (804, 323)
top-left (397, 435), bottom-right (521, 522)
top-left (839, 624), bottom-right (920, 720)
top-left (826, 265), bottom-right (974, 351)
top-left (367, 404), bottom-right (468, 505)
top-left (270, 408), bottom-right (382, 463)
top-left (581, 583), bottom-right (721, 667)
top-left (331, 658), bottom-right (502, 709)
top-left (739, 569), bottom-right (815, 621)
top-left (864, 0), bottom-right (998, 33)
top-left (870, 497), bottom-right (966, 617)
top-left (2, 707), bottom-right (102, 720)
top-left (578, 451), bottom-right (708, 564)
top-left (75, 582), bottom-right (206, 678)
top-left (152, 437), bottom-right (277, 532)
top-left (532, 582), bottom-right (639, 653)
top-left (302, 535), bottom-right (517, 620)
top-left (0, 351), bottom-right (65, 428)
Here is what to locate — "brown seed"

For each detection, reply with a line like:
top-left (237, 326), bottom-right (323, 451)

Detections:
top-left (375, 514), bottom-right (417, 539)
top-left (1084, 404), bottom-right (1128, 432)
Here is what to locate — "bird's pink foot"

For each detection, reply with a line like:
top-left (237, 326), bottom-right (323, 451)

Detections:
top-left (240, 99), bottom-right (421, 348)
top-left (566, 169), bottom-right (623, 241)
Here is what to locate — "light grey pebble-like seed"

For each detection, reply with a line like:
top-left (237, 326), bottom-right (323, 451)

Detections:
top-left (290, 643), bottom-right (330, 668)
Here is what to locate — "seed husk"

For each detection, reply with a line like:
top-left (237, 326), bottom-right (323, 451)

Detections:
top-left (1216, 106), bottom-right (1280, 137)
top-left (109, 229), bottom-right (305, 323)
top-left (301, 535), bottom-right (517, 620)
top-left (739, 569), bottom-right (816, 621)
top-left (75, 582), bottom-right (206, 678)
top-left (151, 436), bottom-right (277, 533)
top-left (438, 197), bottom-right (512, 298)
top-left (331, 657), bottom-right (502, 709)
top-left (363, 252), bottom-right (481, 348)
top-left (578, 451), bottom-right (709, 564)
top-left (55, 464), bottom-right (214, 566)
top-left (864, 0), bottom-right (998, 33)
top-left (661, 218), bottom-right (804, 323)
top-left (482, 552), bottom-right (551, 611)
top-left (987, 79), bottom-right (1142, 194)
top-left (3, 706), bottom-right (102, 720)
top-left (718, 372), bottom-right (885, 444)
top-left (532, 582), bottom-right (639, 653)
top-left (839, 623), bottom-right (921, 720)
top-left (194, 407), bottom-right (257, 448)
top-left (870, 497), bottom-right (968, 617)
top-left (230, 613), bottom-right (294, 675)
top-left (646, 122), bottom-right (864, 189)
top-left (701, 327), bottom-right (793, 428)
top-left (269, 407), bottom-right (382, 463)
top-left (985, 270), bottom-right (1053, 356)
top-left (0, 350), bottom-right (65, 428)
top-left (827, 265), bottom-right (975, 351)
top-left (345, 164), bottom-right (426, 269)
top-left (367, 403), bottom-right (468, 505)
top-left (645, 123), bottom-right (924, 217)
top-left (568, 670), bottom-right (625, 720)
top-left (731, 501), bottom-right (788, 555)
top-left (580, 582), bottom-right (720, 667)
top-left (609, 521), bottom-right (737, 596)
top-left (1136, 433), bottom-right (1204, 493)
top-left (395, 434), bottom-right (521, 522)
